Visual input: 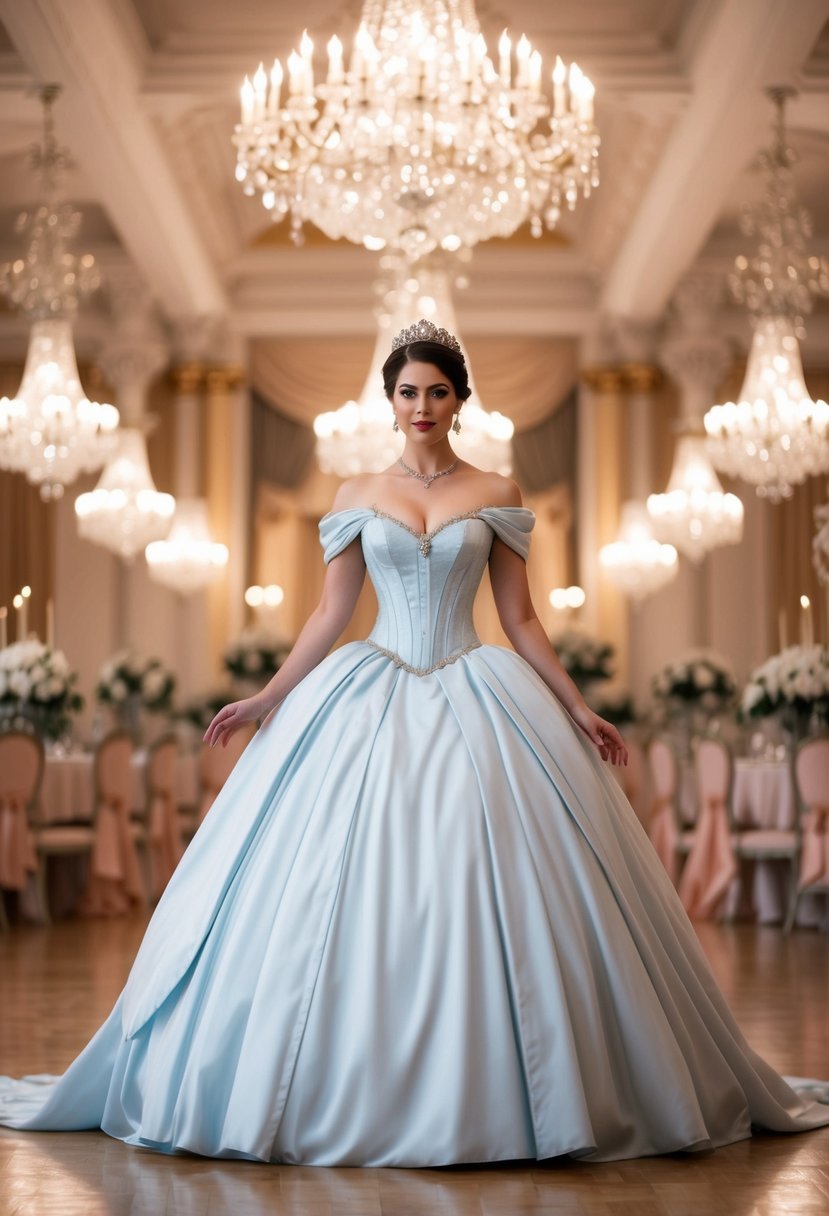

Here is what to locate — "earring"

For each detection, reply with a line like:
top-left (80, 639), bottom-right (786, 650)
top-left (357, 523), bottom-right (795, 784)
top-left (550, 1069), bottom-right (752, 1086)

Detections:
top-left (392, 417), bottom-right (399, 432)
top-left (452, 413), bottom-right (462, 434)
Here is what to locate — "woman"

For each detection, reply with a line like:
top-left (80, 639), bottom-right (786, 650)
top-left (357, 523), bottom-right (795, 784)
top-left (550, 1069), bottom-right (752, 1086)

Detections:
top-left (1, 319), bottom-right (827, 1165)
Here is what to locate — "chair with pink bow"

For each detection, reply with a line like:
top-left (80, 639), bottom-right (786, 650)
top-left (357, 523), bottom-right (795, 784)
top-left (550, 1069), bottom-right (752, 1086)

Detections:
top-left (788, 732), bottom-right (829, 932)
top-left (143, 733), bottom-right (184, 901)
top-left (0, 730), bottom-right (45, 929)
top-left (646, 737), bottom-right (691, 886)
top-left (76, 730), bottom-right (146, 916)
top-left (679, 736), bottom-right (739, 920)
top-left (197, 722), bottom-right (257, 827)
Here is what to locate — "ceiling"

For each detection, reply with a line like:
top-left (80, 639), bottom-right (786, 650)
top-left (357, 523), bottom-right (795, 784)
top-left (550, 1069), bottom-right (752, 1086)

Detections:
top-left (0, 0), bottom-right (827, 400)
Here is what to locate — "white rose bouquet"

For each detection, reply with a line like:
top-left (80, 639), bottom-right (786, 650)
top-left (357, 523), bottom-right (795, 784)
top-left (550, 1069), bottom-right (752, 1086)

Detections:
top-left (550, 629), bottom-right (615, 689)
top-left (96, 650), bottom-right (176, 713)
top-left (0, 639), bottom-right (84, 739)
top-left (223, 630), bottom-right (291, 683)
top-left (742, 644), bottom-right (829, 723)
top-left (652, 649), bottom-right (737, 715)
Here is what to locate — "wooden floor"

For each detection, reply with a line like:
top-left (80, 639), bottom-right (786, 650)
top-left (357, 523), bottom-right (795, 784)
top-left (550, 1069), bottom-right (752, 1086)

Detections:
top-left (1, 914), bottom-right (828, 1216)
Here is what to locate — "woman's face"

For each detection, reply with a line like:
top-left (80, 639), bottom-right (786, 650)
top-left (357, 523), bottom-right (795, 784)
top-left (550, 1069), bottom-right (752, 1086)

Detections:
top-left (391, 360), bottom-right (460, 442)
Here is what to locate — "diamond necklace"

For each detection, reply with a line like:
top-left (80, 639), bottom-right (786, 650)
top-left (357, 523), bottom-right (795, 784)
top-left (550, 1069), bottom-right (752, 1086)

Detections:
top-left (398, 456), bottom-right (458, 489)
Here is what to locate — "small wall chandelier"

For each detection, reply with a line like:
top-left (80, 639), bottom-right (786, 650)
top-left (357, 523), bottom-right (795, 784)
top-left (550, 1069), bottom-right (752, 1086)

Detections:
top-left (0, 87), bottom-right (118, 500)
top-left (146, 498), bottom-right (229, 594)
top-left (234, 0), bottom-right (598, 260)
top-left (647, 434), bottom-right (744, 563)
top-left (599, 500), bottom-right (678, 601)
top-left (313, 256), bottom-right (513, 477)
top-left (704, 88), bottom-right (829, 502)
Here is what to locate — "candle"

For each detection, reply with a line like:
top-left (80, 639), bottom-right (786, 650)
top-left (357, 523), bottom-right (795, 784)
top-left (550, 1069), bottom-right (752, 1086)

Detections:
top-left (568, 63), bottom-right (583, 114)
top-left (20, 585), bottom-right (31, 640)
top-left (13, 593), bottom-right (23, 641)
top-left (529, 49), bottom-right (542, 94)
top-left (240, 75), bottom-right (254, 124)
top-left (268, 60), bottom-right (282, 117)
top-left (580, 76), bottom-right (595, 123)
top-left (498, 30), bottom-right (511, 87)
top-left (800, 594), bottom-right (814, 647)
top-left (300, 29), bottom-right (314, 93)
top-left (515, 34), bottom-right (531, 88)
top-left (327, 35), bottom-right (343, 85)
top-left (778, 606), bottom-right (788, 652)
top-left (0, 607), bottom-right (6, 650)
top-left (552, 56), bottom-right (566, 117)
top-left (287, 50), bottom-right (303, 96)
top-left (253, 62), bottom-right (267, 119)
top-left (46, 597), bottom-right (55, 649)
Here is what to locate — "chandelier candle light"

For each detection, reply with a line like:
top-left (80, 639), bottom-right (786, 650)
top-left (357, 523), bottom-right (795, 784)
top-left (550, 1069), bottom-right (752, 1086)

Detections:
top-left (599, 500), bottom-right (678, 601)
top-left (75, 428), bottom-right (175, 561)
top-left (704, 88), bottom-right (829, 501)
top-left (146, 499), bottom-right (229, 595)
top-left (234, 0), bottom-right (598, 259)
top-left (0, 87), bottom-right (118, 500)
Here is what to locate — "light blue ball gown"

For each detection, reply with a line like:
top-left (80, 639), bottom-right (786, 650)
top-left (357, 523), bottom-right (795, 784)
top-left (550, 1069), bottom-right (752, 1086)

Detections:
top-left (1, 505), bottom-right (827, 1165)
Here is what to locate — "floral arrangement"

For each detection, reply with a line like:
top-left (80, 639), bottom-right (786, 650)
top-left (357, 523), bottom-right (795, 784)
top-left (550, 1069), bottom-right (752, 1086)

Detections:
top-left (741, 644), bottom-right (829, 723)
top-left (223, 629), bottom-right (291, 682)
top-left (96, 650), bottom-right (176, 713)
top-left (550, 629), bottom-right (615, 688)
top-left (652, 650), bottom-right (737, 715)
top-left (0, 640), bottom-right (83, 739)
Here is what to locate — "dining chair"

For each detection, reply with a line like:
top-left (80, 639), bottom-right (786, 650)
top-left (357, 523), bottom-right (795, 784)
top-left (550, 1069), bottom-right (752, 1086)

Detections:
top-left (197, 722), bottom-right (257, 826)
top-left (0, 730), bottom-right (45, 929)
top-left (789, 732), bottom-right (829, 933)
top-left (646, 736), bottom-right (690, 886)
top-left (73, 730), bottom-right (146, 916)
top-left (144, 732), bottom-right (184, 901)
top-left (679, 736), bottom-right (739, 920)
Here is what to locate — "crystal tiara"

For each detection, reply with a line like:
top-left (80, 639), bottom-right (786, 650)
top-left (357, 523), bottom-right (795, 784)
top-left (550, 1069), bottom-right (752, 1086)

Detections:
top-left (390, 318), bottom-right (463, 357)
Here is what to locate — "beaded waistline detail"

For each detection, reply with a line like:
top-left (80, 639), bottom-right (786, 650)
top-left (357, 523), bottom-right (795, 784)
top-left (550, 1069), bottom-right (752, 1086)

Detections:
top-left (365, 638), bottom-right (481, 676)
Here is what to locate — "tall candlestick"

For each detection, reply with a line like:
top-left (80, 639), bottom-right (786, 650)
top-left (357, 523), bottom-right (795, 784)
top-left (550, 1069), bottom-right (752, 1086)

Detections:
top-left (46, 598), bottom-right (55, 649)
top-left (799, 594), bottom-right (814, 648)
top-left (552, 56), bottom-right (566, 118)
top-left (498, 30), bottom-right (511, 88)
top-left (327, 36), bottom-right (343, 85)
top-left (20, 585), bottom-right (31, 641)
top-left (13, 594), bottom-right (23, 642)
top-left (777, 606), bottom-right (788, 652)
top-left (240, 75), bottom-right (254, 124)
top-left (0, 607), bottom-right (6, 650)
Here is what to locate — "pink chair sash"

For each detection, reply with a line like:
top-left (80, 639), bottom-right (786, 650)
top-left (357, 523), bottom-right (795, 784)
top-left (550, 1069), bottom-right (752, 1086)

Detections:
top-left (800, 804), bottom-right (829, 891)
top-left (79, 794), bottom-right (146, 916)
top-left (0, 793), bottom-right (37, 890)
top-left (679, 795), bottom-right (737, 919)
top-left (148, 790), bottom-right (184, 900)
top-left (648, 795), bottom-right (678, 884)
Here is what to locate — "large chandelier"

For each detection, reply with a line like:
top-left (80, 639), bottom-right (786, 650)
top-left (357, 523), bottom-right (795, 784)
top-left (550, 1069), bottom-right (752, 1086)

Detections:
top-left (313, 258), bottom-right (513, 477)
top-left (146, 498), bottom-right (229, 594)
top-left (75, 428), bottom-right (175, 561)
top-left (704, 88), bottom-right (829, 502)
top-left (599, 501), bottom-right (678, 601)
top-left (0, 86), bottom-right (118, 500)
top-left (234, 0), bottom-right (598, 260)
top-left (647, 434), bottom-right (743, 562)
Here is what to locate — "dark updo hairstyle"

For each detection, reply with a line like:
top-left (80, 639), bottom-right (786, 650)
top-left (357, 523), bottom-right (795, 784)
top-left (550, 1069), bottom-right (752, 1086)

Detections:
top-left (381, 341), bottom-right (472, 403)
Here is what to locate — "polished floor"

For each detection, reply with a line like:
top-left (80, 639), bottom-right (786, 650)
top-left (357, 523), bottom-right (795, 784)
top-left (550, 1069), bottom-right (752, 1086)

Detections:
top-left (0, 912), bottom-right (828, 1215)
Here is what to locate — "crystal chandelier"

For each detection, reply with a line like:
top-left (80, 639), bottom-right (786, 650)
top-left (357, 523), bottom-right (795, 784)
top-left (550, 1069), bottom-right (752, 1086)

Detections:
top-left (145, 498), bottom-right (229, 594)
top-left (647, 435), bottom-right (743, 562)
top-left (0, 86), bottom-right (118, 500)
top-left (599, 501), bottom-right (678, 601)
top-left (234, 0), bottom-right (598, 260)
top-left (313, 258), bottom-right (514, 477)
top-left (74, 428), bottom-right (175, 561)
top-left (704, 88), bottom-right (829, 502)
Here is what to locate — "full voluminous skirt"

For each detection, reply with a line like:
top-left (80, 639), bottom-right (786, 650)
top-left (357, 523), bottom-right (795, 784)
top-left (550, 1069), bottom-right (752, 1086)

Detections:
top-left (1, 642), bottom-right (827, 1164)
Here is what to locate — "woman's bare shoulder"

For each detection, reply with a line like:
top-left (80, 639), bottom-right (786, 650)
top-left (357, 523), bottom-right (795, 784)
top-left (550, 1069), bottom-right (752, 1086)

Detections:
top-left (462, 469), bottom-right (523, 508)
top-left (330, 474), bottom-right (384, 512)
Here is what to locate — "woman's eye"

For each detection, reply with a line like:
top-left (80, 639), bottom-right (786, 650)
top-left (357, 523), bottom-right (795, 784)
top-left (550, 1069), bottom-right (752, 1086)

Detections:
top-left (432, 390), bottom-right (448, 398)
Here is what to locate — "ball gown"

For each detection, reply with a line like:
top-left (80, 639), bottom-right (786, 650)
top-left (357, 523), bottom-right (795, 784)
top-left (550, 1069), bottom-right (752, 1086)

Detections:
top-left (1, 505), bottom-right (827, 1166)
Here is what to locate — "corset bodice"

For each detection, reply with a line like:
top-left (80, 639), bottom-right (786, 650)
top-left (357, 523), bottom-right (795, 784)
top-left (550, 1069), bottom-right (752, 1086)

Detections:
top-left (319, 505), bottom-right (535, 673)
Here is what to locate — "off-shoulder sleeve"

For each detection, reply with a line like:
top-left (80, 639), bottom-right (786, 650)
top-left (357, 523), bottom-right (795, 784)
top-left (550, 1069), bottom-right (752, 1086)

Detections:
top-left (478, 506), bottom-right (535, 561)
top-left (319, 508), bottom-right (372, 564)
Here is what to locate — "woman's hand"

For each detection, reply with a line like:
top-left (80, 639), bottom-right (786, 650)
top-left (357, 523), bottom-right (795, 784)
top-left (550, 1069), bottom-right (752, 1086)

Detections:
top-left (568, 704), bottom-right (629, 766)
top-left (203, 695), bottom-right (266, 748)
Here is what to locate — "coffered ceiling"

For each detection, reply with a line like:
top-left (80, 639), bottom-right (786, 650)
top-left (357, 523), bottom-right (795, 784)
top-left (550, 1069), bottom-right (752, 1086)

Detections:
top-left (0, 0), bottom-right (827, 372)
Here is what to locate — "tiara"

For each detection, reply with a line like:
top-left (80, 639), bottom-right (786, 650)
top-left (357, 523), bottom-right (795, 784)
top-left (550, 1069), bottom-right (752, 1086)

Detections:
top-left (390, 318), bottom-right (463, 356)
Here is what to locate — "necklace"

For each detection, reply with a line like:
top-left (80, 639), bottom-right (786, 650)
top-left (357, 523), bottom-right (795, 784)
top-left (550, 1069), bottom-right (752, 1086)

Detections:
top-left (398, 456), bottom-right (458, 489)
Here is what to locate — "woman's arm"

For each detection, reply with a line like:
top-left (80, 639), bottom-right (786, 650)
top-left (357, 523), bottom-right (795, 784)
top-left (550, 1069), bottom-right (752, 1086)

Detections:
top-left (203, 537), bottom-right (366, 747)
top-left (488, 536), bottom-right (628, 767)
